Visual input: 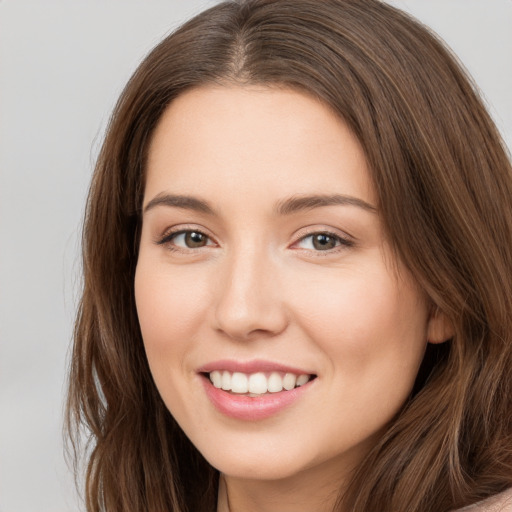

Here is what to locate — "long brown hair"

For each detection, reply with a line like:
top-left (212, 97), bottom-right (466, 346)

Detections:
top-left (66, 1), bottom-right (512, 511)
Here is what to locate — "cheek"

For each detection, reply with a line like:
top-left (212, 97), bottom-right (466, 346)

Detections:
top-left (290, 264), bottom-right (429, 444)
top-left (290, 261), bottom-right (429, 381)
top-left (134, 258), bottom-right (217, 424)
top-left (134, 261), bottom-right (211, 361)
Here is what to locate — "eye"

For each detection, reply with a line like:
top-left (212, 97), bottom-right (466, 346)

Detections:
top-left (295, 232), bottom-right (352, 251)
top-left (158, 229), bottom-right (214, 249)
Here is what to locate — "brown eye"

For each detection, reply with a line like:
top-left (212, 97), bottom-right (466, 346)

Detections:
top-left (312, 233), bottom-right (338, 250)
top-left (158, 230), bottom-right (213, 249)
top-left (184, 231), bottom-right (208, 248)
top-left (294, 231), bottom-right (352, 253)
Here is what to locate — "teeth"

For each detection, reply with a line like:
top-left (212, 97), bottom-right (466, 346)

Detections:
top-left (208, 370), bottom-right (312, 395)
top-left (231, 372), bottom-right (248, 393)
top-left (268, 372), bottom-right (283, 392)
top-left (283, 373), bottom-right (297, 390)
top-left (296, 374), bottom-right (310, 386)
top-left (210, 370), bottom-right (222, 388)
top-left (248, 372), bottom-right (267, 394)
top-left (221, 371), bottom-right (231, 390)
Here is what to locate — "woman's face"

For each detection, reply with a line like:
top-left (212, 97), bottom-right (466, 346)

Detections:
top-left (135, 85), bottom-right (441, 484)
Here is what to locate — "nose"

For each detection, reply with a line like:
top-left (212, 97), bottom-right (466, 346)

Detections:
top-left (212, 247), bottom-right (288, 341)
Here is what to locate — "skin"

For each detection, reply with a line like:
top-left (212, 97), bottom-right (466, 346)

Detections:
top-left (135, 85), bottom-right (451, 512)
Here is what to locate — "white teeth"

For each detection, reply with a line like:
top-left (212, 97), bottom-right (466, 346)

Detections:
top-left (231, 372), bottom-right (248, 393)
top-left (209, 370), bottom-right (312, 395)
top-left (248, 372), bottom-right (267, 394)
top-left (296, 374), bottom-right (309, 386)
top-left (221, 371), bottom-right (231, 390)
top-left (283, 373), bottom-right (297, 390)
top-left (267, 372), bottom-right (283, 392)
top-left (210, 370), bottom-right (222, 388)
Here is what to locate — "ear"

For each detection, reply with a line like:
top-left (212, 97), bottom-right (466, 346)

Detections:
top-left (427, 306), bottom-right (454, 344)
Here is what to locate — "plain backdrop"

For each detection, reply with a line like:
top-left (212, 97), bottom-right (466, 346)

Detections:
top-left (0, 1), bottom-right (510, 511)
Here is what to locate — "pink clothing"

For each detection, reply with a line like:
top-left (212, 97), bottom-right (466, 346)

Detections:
top-left (454, 488), bottom-right (512, 511)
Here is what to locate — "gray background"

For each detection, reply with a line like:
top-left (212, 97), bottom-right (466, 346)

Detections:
top-left (0, 1), bottom-right (510, 511)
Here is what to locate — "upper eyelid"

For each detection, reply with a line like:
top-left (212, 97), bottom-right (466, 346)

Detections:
top-left (291, 225), bottom-right (355, 244)
top-left (155, 225), bottom-right (216, 245)
top-left (296, 232), bottom-right (344, 243)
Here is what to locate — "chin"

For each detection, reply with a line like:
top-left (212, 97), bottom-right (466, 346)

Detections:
top-left (214, 459), bottom-right (306, 482)
top-left (196, 440), bottom-right (307, 481)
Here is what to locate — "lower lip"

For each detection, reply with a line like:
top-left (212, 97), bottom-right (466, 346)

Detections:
top-left (201, 375), bottom-right (314, 421)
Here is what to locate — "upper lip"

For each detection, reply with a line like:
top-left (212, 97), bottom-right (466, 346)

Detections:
top-left (197, 359), bottom-right (315, 375)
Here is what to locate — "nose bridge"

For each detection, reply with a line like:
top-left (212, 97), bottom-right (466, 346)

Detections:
top-left (213, 242), bottom-right (287, 340)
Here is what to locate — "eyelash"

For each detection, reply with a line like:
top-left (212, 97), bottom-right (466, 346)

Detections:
top-left (156, 228), bottom-right (214, 252)
top-left (293, 230), bottom-right (354, 253)
top-left (156, 228), bottom-right (354, 254)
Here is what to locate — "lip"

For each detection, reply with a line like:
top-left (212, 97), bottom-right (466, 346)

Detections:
top-left (197, 359), bottom-right (315, 375)
top-left (198, 359), bottom-right (316, 421)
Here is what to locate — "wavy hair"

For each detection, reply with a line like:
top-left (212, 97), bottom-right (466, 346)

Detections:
top-left (66, 1), bottom-right (512, 511)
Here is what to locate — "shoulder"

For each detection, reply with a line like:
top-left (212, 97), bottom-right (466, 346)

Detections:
top-left (453, 488), bottom-right (512, 512)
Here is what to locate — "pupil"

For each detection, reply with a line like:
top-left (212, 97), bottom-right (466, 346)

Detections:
top-left (313, 234), bottom-right (335, 250)
top-left (186, 232), bottom-right (206, 248)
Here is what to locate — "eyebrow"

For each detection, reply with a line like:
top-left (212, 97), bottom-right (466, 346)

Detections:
top-left (143, 193), bottom-right (377, 216)
top-left (275, 194), bottom-right (377, 215)
top-left (144, 193), bottom-right (215, 215)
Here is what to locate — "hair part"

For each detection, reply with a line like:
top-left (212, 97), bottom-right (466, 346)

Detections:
top-left (66, 1), bottom-right (512, 511)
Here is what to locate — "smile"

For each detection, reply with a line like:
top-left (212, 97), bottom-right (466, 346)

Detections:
top-left (208, 370), bottom-right (312, 396)
top-left (198, 361), bottom-right (317, 420)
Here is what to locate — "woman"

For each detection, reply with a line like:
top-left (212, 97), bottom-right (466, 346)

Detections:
top-left (66, 1), bottom-right (512, 511)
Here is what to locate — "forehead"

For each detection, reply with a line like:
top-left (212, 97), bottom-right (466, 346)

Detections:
top-left (144, 85), bottom-right (376, 208)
